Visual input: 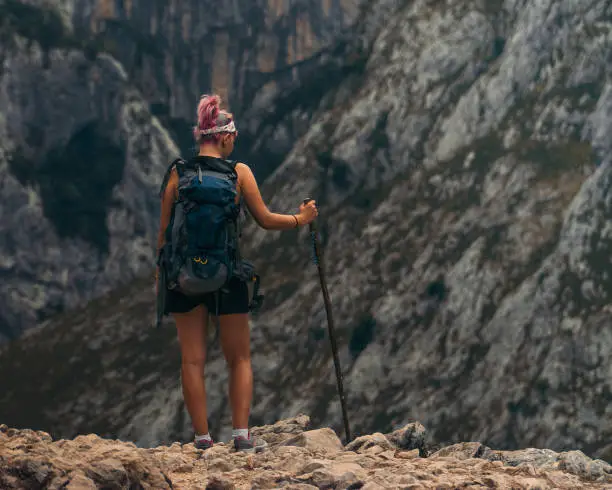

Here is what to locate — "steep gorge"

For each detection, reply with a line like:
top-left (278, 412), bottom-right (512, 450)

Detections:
top-left (0, 0), bottom-right (352, 339)
top-left (1, 0), bottom-right (612, 466)
top-left (54, 0), bottom-right (360, 172)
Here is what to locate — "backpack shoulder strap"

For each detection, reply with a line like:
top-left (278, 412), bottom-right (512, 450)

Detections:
top-left (159, 158), bottom-right (187, 197)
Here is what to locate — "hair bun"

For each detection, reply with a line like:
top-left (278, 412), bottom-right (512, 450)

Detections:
top-left (194, 94), bottom-right (222, 141)
top-left (199, 94), bottom-right (221, 107)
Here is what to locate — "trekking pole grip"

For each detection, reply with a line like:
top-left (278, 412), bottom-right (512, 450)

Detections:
top-left (302, 198), bottom-right (318, 230)
top-left (302, 198), bottom-right (319, 265)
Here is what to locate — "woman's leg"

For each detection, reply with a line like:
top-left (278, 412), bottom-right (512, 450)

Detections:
top-left (174, 305), bottom-right (209, 435)
top-left (217, 313), bottom-right (252, 429)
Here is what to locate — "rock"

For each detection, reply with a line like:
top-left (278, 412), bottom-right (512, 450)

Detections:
top-left (208, 458), bottom-right (235, 473)
top-left (396, 449), bottom-right (420, 460)
top-left (385, 422), bottom-right (427, 451)
top-left (345, 433), bottom-right (395, 453)
top-left (9, 458), bottom-right (54, 486)
top-left (305, 463), bottom-right (366, 488)
top-left (250, 415), bottom-right (312, 445)
top-left (431, 444), bottom-right (612, 485)
top-left (361, 483), bottom-right (386, 490)
top-left (486, 448), bottom-right (561, 467)
top-left (269, 446), bottom-right (311, 473)
top-left (0, 419), bottom-right (609, 489)
top-left (333, 452), bottom-right (367, 464)
top-left (283, 428), bottom-right (343, 453)
top-left (64, 472), bottom-right (98, 489)
top-left (0, 428), bottom-right (174, 489)
top-left (557, 451), bottom-right (612, 483)
top-left (84, 458), bottom-right (128, 487)
top-left (431, 442), bottom-right (491, 460)
top-left (380, 449), bottom-right (398, 461)
top-left (36, 431), bottom-right (53, 443)
top-left (297, 459), bottom-right (329, 474)
top-left (280, 485), bottom-right (319, 490)
top-left (251, 472), bottom-right (282, 489)
top-left (206, 476), bottom-right (236, 490)
top-left (202, 445), bottom-right (231, 460)
top-left (363, 445), bottom-right (384, 458)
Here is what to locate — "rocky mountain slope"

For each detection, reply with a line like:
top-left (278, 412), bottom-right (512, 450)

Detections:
top-left (1, 0), bottom-right (612, 468)
top-left (0, 0), bottom-right (178, 340)
top-left (2, 416), bottom-right (611, 489)
top-left (0, 0), bottom-right (351, 340)
top-left (41, 0), bottom-right (360, 168)
top-left (64, 0), bottom-right (358, 116)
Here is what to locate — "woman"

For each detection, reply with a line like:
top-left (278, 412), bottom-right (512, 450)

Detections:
top-left (156, 94), bottom-right (318, 453)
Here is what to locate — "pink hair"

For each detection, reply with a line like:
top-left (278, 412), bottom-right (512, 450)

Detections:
top-left (193, 94), bottom-right (233, 144)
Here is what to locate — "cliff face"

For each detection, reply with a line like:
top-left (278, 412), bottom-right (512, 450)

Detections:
top-left (69, 0), bottom-right (357, 112)
top-left (41, 0), bottom-right (359, 161)
top-left (2, 0), bottom-right (612, 468)
top-left (0, 0), bottom-right (178, 339)
top-left (243, 0), bottom-right (612, 460)
top-left (0, 0), bottom-right (351, 339)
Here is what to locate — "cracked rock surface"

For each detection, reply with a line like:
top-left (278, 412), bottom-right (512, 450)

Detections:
top-left (1, 416), bottom-right (610, 489)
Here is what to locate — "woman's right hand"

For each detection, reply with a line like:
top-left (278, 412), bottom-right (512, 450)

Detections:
top-left (298, 200), bottom-right (318, 225)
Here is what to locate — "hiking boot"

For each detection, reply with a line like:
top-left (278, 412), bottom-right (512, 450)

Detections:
top-left (233, 433), bottom-right (268, 453)
top-left (194, 438), bottom-right (214, 451)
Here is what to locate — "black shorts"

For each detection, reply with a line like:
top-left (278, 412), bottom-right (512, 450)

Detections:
top-left (165, 276), bottom-right (249, 315)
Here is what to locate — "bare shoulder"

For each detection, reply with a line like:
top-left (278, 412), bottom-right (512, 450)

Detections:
top-left (235, 162), bottom-right (255, 184)
top-left (235, 162), bottom-right (251, 174)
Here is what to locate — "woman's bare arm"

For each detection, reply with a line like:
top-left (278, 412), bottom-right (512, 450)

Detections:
top-left (237, 162), bottom-right (308, 230)
top-left (156, 168), bottom-right (178, 274)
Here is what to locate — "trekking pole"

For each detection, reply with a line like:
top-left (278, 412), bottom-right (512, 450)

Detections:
top-left (303, 198), bottom-right (352, 443)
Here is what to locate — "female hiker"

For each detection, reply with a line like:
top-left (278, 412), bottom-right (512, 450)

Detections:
top-left (156, 94), bottom-right (318, 453)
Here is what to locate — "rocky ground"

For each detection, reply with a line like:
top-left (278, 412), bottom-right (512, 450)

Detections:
top-left (1, 416), bottom-right (610, 489)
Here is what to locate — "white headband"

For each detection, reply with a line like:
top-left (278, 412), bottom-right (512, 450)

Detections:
top-left (198, 121), bottom-right (237, 135)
